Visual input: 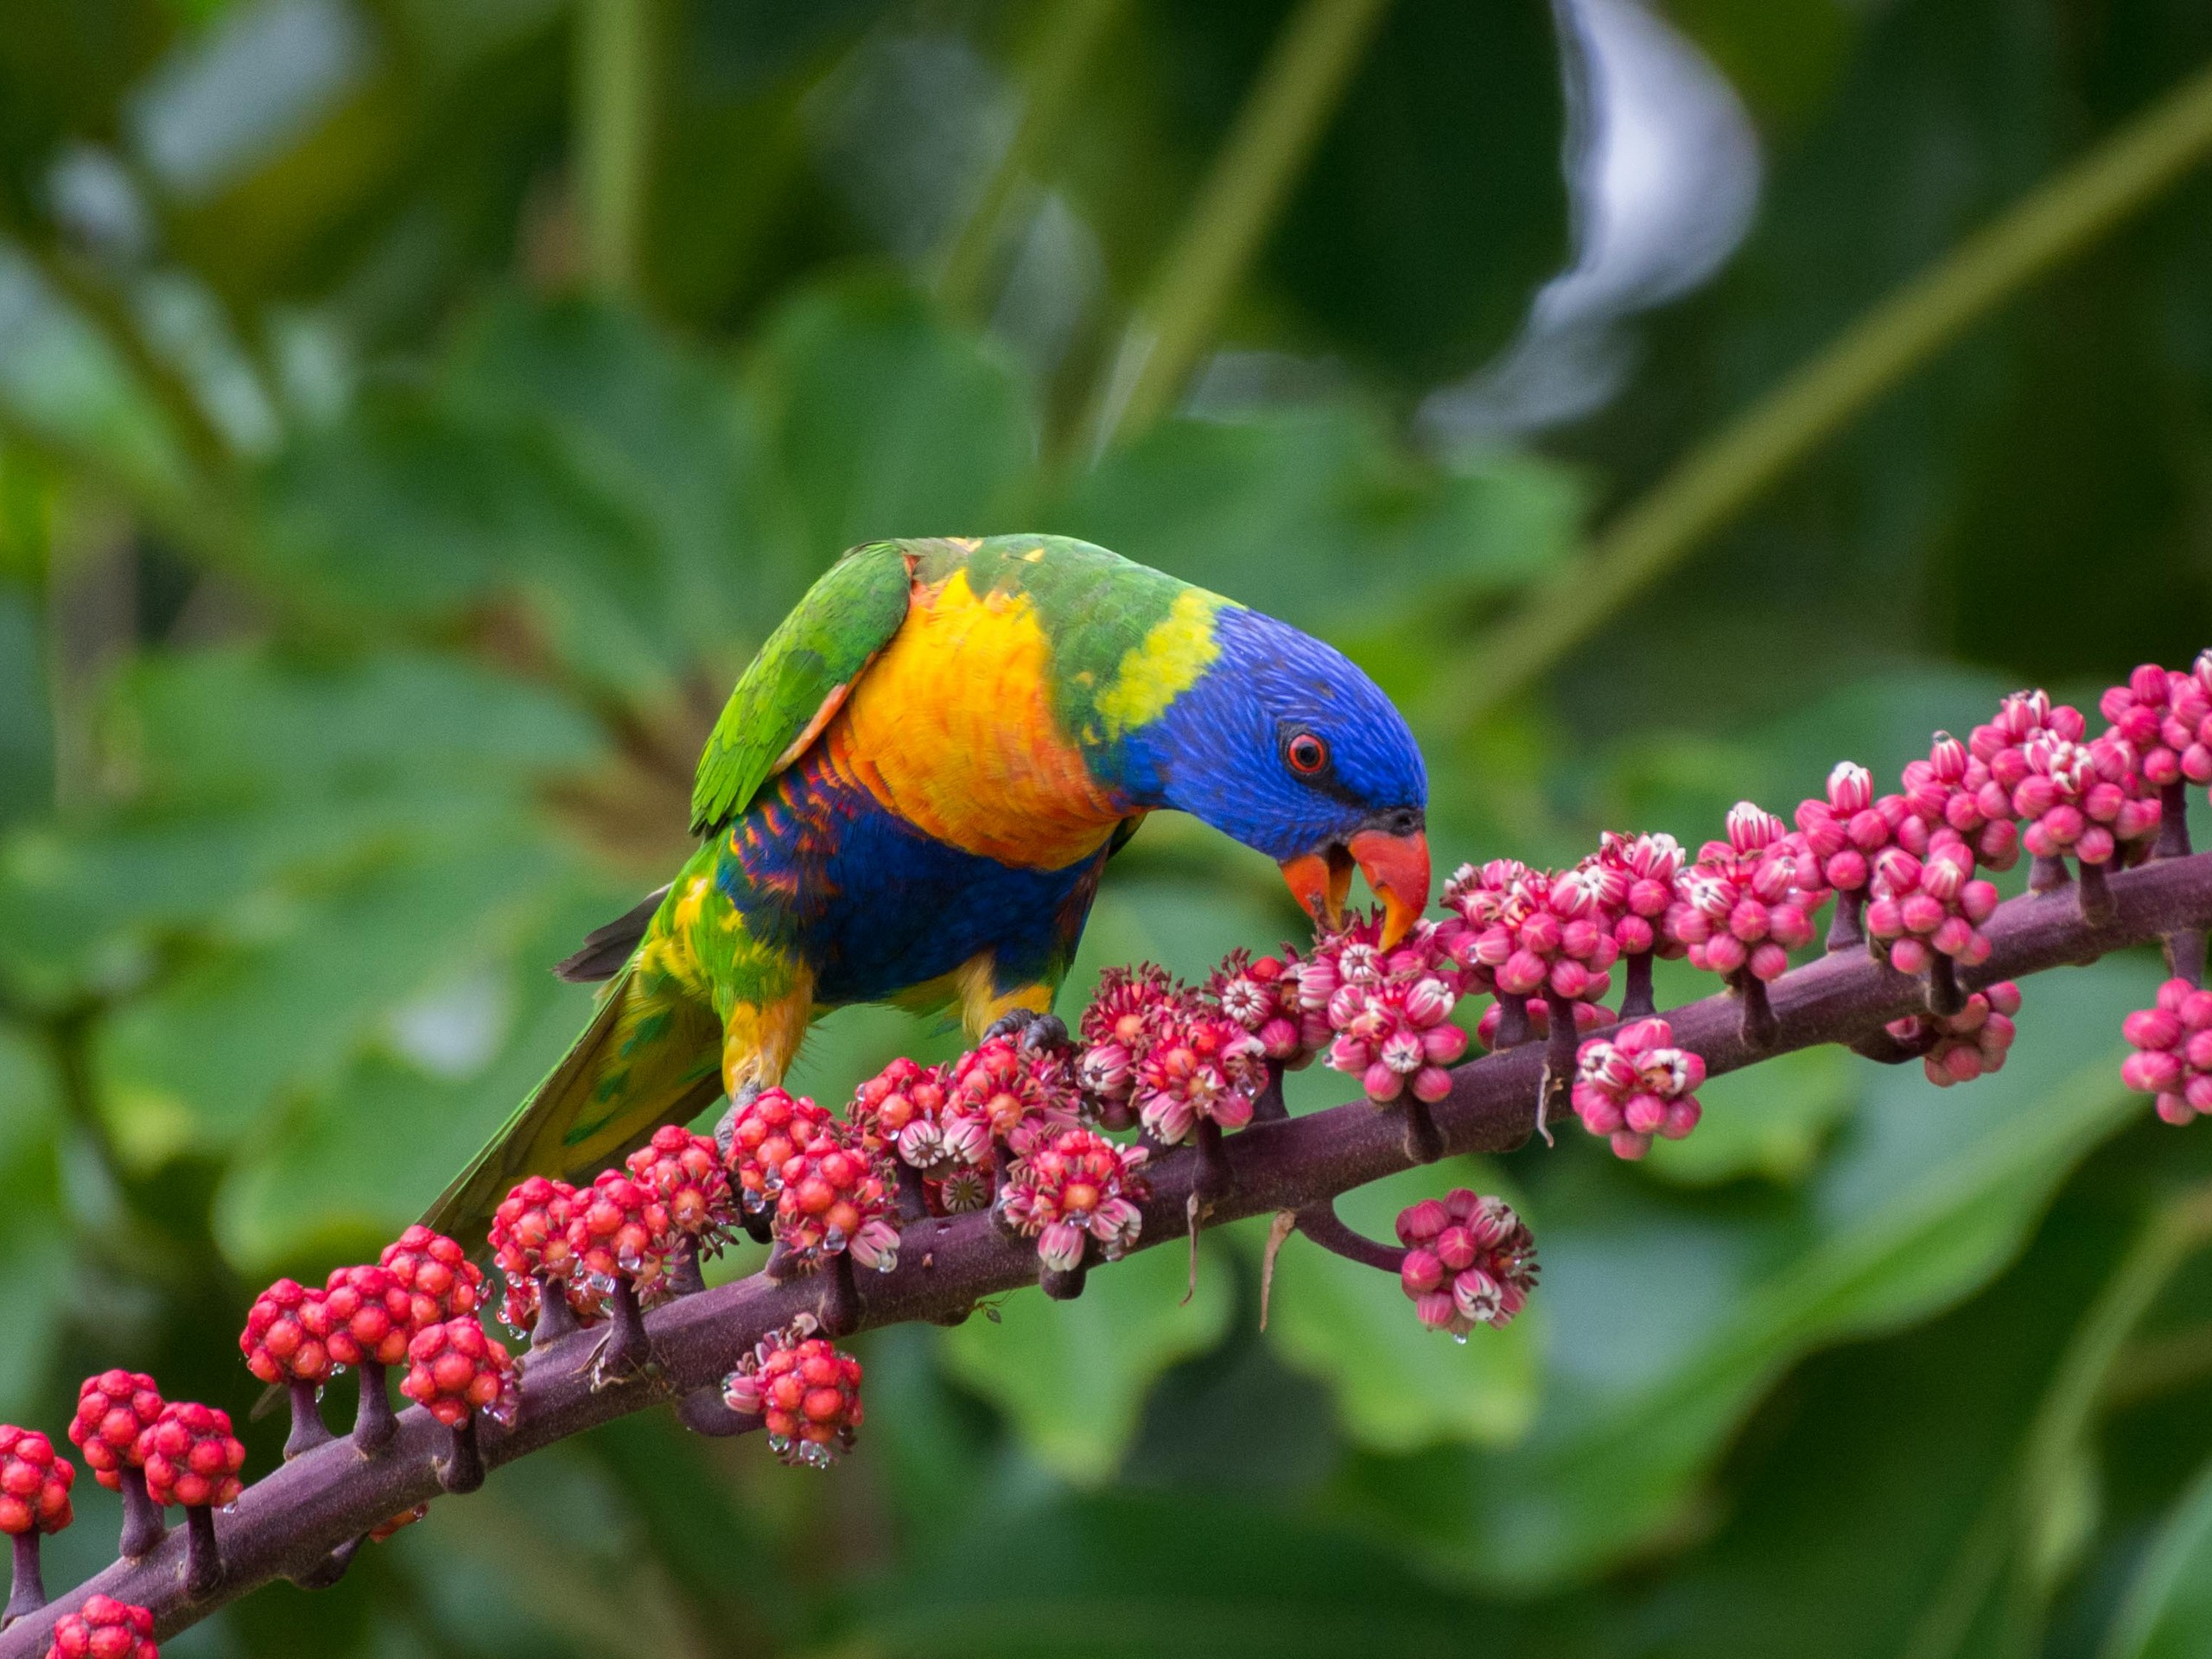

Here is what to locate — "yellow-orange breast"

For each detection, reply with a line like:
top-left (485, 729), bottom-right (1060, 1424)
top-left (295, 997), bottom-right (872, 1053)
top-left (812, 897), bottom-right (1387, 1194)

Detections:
top-left (825, 568), bottom-right (1125, 869)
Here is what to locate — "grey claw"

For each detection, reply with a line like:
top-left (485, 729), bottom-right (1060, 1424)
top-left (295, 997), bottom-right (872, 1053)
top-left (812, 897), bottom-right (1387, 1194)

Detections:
top-left (1019, 1014), bottom-right (1069, 1053)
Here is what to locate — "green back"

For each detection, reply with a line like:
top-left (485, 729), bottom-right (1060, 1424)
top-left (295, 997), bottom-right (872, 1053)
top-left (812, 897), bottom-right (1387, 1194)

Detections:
top-left (691, 535), bottom-right (1205, 836)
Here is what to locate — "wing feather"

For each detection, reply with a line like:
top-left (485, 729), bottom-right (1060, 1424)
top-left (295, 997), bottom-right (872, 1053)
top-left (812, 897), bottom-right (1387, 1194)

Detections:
top-left (690, 542), bottom-right (914, 836)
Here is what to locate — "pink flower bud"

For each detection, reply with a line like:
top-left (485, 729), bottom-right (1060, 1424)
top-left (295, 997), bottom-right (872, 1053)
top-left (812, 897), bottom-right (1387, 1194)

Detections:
top-left (1402, 1249), bottom-right (1444, 1295)
top-left (1828, 760), bottom-right (1873, 813)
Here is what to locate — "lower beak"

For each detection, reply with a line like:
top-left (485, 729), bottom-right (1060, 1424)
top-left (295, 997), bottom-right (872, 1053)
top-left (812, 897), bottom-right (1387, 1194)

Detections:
top-left (1279, 829), bottom-right (1431, 948)
top-left (1351, 828), bottom-right (1430, 948)
top-left (1280, 844), bottom-right (1356, 931)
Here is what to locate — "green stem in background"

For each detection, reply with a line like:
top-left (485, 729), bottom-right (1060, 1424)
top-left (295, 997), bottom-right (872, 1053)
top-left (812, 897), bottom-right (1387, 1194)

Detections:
top-left (938, 0), bottom-right (1129, 319)
top-left (23, 245), bottom-right (232, 479)
top-left (1442, 54), bottom-right (2212, 730)
top-left (1900, 1183), bottom-right (2212, 1659)
top-left (575, 0), bottom-right (657, 299)
top-left (1082, 0), bottom-right (1394, 452)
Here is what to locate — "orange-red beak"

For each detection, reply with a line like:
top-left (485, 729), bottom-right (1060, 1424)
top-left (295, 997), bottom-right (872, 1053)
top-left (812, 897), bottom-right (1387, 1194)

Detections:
top-left (1279, 828), bottom-right (1431, 948)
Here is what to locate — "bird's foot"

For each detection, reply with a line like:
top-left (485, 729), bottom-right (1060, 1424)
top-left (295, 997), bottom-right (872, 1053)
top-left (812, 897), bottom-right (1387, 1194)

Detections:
top-left (982, 1008), bottom-right (1071, 1054)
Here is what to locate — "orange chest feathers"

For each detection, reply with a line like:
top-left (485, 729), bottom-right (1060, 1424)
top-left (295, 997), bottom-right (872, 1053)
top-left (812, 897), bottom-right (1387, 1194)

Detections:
top-left (821, 569), bottom-right (1128, 870)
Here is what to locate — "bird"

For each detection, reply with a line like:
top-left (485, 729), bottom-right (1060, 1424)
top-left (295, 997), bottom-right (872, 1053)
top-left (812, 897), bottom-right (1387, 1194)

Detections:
top-left (425, 534), bottom-right (1430, 1239)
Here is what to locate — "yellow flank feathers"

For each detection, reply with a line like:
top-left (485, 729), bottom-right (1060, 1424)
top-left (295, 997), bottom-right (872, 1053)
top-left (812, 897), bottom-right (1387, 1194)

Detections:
top-left (832, 568), bottom-right (1124, 869)
top-left (1093, 588), bottom-right (1225, 739)
top-left (720, 981), bottom-right (813, 1098)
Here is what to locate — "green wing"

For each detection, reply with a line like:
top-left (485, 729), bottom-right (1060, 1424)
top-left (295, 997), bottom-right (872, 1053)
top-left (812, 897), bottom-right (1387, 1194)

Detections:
top-left (690, 541), bottom-right (915, 836)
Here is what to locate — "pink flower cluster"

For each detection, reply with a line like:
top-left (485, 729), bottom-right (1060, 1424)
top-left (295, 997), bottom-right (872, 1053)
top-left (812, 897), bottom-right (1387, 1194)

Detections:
top-left (944, 1036), bottom-right (1084, 1158)
top-left (997, 1128), bottom-right (1150, 1271)
top-left (1306, 914), bottom-right (1470, 1104)
top-left (1864, 833), bottom-right (2000, 974)
top-left (1570, 1018), bottom-right (1706, 1160)
top-left (1074, 964), bottom-right (1272, 1141)
top-left (1885, 981), bottom-right (2019, 1087)
top-left (1395, 1190), bottom-right (1538, 1338)
top-left (1664, 804), bottom-right (1819, 982)
top-left (1441, 861), bottom-right (1620, 1006)
top-left (2101, 658), bottom-right (2212, 790)
top-left (2123, 979), bottom-right (2212, 1126)
top-left (1975, 692), bottom-right (2161, 868)
top-left (1586, 831), bottom-right (1688, 961)
top-left (1209, 950), bottom-right (1320, 1061)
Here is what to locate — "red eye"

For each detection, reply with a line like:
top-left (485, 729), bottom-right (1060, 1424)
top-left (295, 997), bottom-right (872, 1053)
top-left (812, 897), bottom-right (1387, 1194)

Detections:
top-left (1287, 733), bottom-right (1328, 775)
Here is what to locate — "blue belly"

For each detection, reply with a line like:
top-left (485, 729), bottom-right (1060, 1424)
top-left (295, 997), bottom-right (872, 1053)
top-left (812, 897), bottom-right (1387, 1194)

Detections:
top-left (714, 760), bottom-right (1111, 1008)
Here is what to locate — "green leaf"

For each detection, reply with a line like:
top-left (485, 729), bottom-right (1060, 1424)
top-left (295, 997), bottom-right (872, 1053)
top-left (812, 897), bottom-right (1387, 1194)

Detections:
top-left (857, 1488), bottom-right (1525, 1659)
top-left (751, 278), bottom-right (1036, 561)
top-left (2101, 1452), bottom-right (2212, 1659)
top-left (0, 584), bottom-right (49, 829)
top-left (1046, 408), bottom-right (1581, 642)
top-left (937, 1235), bottom-right (1234, 1484)
top-left (1643, 1043), bottom-right (1859, 1187)
top-left (1261, 1158), bottom-right (1539, 1452)
top-left (257, 298), bottom-right (784, 694)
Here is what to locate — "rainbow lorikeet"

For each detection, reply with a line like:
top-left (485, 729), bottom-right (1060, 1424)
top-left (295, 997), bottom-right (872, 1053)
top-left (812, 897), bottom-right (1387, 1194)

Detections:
top-left (427, 535), bottom-right (1428, 1238)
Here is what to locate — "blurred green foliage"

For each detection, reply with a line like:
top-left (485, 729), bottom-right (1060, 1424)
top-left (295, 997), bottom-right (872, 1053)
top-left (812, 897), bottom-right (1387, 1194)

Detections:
top-left (2, 1), bottom-right (2212, 1655)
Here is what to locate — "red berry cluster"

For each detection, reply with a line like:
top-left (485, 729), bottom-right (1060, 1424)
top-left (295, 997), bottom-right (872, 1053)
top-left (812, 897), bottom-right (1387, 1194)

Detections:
top-left (724, 1088), bottom-right (835, 1219)
top-left (1395, 1191), bottom-right (1538, 1338)
top-left (239, 1279), bottom-right (334, 1388)
top-left (567, 1169), bottom-right (674, 1295)
top-left (488, 1175), bottom-right (602, 1332)
top-left (401, 1319), bottom-right (518, 1428)
top-left (1306, 914), bottom-right (1469, 1103)
top-left (67, 1373), bottom-right (160, 1492)
top-left (626, 1126), bottom-right (736, 1244)
top-left (851, 1057), bottom-right (947, 1160)
top-left (2124, 979), bottom-right (2212, 1126)
top-left (378, 1227), bottom-right (486, 1330)
top-left (320, 1264), bottom-right (416, 1368)
top-left (771, 1127), bottom-right (899, 1271)
top-left (138, 1403), bottom-right (244, 1511)
top-left (1886, 981), bottom-right (2020, 1087)
top-left (721, 1333), bottom-right (864, 1468)
top-left (997, 1128), bottom-right (1150, 1270)
top-left (0, 1427), bottom-right (73, 1537)
top-left (2102, 658), bottom-right (2212, 791)
top-left (46, 1595), bottom-right (156, 1659)
top-left (850, 1056), bottom-right (995, 1212)
top-left (1571, 1018), bottom-right (1707, 1160)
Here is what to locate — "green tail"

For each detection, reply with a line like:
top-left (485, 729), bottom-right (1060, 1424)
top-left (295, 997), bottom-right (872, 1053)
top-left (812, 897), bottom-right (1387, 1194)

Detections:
top-left (424, 963), bottom-right (726, 1244)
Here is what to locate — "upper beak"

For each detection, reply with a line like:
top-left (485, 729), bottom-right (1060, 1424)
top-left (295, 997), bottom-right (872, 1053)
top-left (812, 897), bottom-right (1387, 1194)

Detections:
top-left (1279, 827), bottom-right (1431, 948)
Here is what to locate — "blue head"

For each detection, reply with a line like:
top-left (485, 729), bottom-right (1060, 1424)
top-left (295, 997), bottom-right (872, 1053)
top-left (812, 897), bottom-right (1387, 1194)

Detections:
top-left (1121, 605), bottom-right (1430, 943)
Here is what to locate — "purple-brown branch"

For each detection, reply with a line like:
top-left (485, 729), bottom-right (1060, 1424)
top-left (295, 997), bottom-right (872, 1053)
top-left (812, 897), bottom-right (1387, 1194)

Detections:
top-left (5, 851), bottom-right (2209, 1655)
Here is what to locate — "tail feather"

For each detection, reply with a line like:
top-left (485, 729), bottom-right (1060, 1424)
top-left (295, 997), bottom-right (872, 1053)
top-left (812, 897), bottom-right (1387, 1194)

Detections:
top-left (554, 885), bottom-right (671, 983)
top-left (425, 962), bottom-right (723, 1244)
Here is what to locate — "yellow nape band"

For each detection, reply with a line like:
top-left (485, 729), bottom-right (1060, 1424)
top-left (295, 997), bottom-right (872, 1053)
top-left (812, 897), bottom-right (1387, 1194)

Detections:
top-left (1093, 588), bottom-right (1225, 739)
